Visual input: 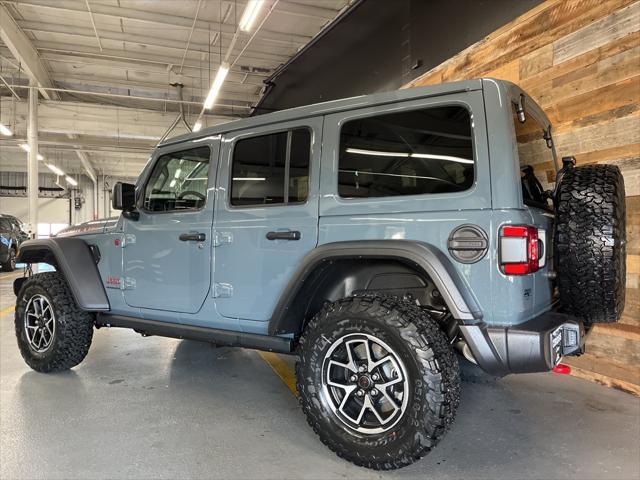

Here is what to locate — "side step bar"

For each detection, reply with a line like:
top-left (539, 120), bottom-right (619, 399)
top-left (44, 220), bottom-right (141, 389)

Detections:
top-left (95, 314), bottom-right (293, 354)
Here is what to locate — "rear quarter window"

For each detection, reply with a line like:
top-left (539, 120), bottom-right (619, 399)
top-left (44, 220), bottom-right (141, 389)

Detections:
top-left (338, 105), bottom-right (474, 198)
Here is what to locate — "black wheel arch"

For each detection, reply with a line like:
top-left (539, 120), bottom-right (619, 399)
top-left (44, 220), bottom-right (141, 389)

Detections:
top-left (14, 238), bottom-right (110, 311)
top-left (268, 240), bottom-right (482, 336)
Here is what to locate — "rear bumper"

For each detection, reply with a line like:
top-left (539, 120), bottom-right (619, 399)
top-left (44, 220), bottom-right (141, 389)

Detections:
top-left (460, 311), bottom-right (585, 376)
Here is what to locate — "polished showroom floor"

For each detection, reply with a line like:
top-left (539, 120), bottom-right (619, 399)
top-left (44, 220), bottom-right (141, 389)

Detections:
top-left (1, 269), bottom-right (639, 480)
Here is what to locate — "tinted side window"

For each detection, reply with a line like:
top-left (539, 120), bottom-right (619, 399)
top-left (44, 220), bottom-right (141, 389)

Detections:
top-left (143, 146), bottom-right (210, 212)
top-left (338, 106), bottom-right (474, 198)
top-left (231, 128), bottom-right (311, 206)
top-left (512, 106), bottom-right (554, 209)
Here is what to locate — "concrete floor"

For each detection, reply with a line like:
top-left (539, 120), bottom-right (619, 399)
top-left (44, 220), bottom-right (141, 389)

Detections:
top-left (1, 269), bottom-right (639, 480)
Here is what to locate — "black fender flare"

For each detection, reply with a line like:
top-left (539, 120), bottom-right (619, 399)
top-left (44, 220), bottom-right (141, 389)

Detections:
top-left (15, 238), bottom-right (110, 311)
top-left (268, 240), bottom-right (482, 335)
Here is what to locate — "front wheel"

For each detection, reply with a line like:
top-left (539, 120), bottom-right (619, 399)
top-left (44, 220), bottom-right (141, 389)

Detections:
top-left (296, 296), bottom-right (460, 470)
top-left (15, 272), bottom-right (94, 372)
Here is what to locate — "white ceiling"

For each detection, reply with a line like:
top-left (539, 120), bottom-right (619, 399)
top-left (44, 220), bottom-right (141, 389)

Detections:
top-left (0, 0), bottom-right (352, 178)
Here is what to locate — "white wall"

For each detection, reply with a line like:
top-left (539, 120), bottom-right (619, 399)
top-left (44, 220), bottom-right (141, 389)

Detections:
top-left (0, 196), bottom-right (70, 224)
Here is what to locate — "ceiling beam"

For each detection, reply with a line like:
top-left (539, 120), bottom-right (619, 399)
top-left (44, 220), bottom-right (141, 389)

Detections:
top-left (0, 4), bottom-right (59, 100)
top-left (6, 0), bottom-right (314, 46)
top-left (33, 41), bottom-right (277, 74)
top-left (17, 21), bottom-right (293, 63)
top-left (1, 96), bottom-right (237, 141)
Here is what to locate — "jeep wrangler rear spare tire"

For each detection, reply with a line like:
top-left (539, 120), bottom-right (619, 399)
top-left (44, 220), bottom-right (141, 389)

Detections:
top-left (296, 296), bottom-right (460, 470)
top-left (15, 272), bottom-right (94, 372)
top-left (555, 164), bottom-right (626, 323)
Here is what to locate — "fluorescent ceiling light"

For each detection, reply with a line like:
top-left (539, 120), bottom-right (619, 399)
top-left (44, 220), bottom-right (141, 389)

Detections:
top-left (346, 148), bottom-right (408, 158)
top-left (46, 163), bottom-right (65, 176)
top-left (204, 63), bottom-right (230, 109)
top-left (239, 0), bottom-right (264, 31)
top-left (169, 179), bottom-right (177, 188)
top-left (174, 168), bottom-right (182, 178)
top-left (19, 143), bottom-right (44, 161)
top-left (65, 176), bottom-right (78, 186)
top-left (346, 147), bottom-right (473, 164)
top-left (193, 121), bottom-right (202, 132)
top-left (0, 123), bottom-right (12, 136)
top-left (410, 153), bottom-right (474, 164)
top-left (233, 177), bottom-right (265, 181)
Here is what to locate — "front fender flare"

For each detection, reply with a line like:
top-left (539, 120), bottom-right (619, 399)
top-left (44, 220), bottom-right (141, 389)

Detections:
top-left (15, 238), bottom-right (110, 311)
top-left (268, 240), bottom-right (482, 335)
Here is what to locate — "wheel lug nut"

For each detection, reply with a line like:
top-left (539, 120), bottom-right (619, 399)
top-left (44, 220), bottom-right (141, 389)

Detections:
top-left (356, 389), bottom-right (364, 397)
top-left (372, 374), bottom-right (380, 381)
top-left (358, 365), bottom-right (366, 373)
top-left (350, 375), bottom-right (357, 382)
top-left (371, 389), bottom-right (378, 396)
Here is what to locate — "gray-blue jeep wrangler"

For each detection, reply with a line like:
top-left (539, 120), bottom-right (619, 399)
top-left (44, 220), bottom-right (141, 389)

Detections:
top-left (13, 79), bottom-right (626, 470)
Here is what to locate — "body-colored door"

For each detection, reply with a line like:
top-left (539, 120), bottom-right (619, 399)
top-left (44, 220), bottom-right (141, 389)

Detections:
top-left (121, 138), bottom-right (219, 314)
top-left (213, 118), bottom-right (322, 321)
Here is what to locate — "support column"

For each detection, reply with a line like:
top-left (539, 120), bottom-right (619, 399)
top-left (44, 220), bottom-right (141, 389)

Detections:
top-left (27, 82), bottom-right (38, 238)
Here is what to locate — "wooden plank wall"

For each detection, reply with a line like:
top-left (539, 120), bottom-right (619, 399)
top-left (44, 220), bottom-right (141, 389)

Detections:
top-left (405, 0), bottom-right (640, 395)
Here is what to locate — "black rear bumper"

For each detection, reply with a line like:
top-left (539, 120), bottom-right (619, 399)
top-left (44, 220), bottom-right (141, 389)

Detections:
top-left (459, 312), bottom-right (585, 376)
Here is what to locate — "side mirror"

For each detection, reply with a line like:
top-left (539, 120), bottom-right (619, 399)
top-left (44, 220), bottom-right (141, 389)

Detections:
top-left (112, 182), bottom-right (139, 220)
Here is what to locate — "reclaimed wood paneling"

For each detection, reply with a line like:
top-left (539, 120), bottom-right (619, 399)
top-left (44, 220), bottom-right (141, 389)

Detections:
top-left (405, 0), bottom-right (640, 395)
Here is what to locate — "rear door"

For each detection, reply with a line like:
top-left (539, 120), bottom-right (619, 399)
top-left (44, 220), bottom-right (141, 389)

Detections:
top-left (213, 118), bottom-right (322, 321)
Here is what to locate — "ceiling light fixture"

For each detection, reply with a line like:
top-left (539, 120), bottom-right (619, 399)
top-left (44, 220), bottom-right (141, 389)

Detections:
top-left (193, 121), bottom-right (202, 132)
top-left (204, 63), bottom-right (230, 110)
top-left (346, 148), bottom-right (409, 158)
top-left (239, 0), bottom-right (264, 32)
top-left (0, 123), bottom-right (12, 136)
top-left (65, 176), bottom-right (78, 186)
top-left (46, 163), bottom-right (65, 176)
top-left (346, 147), bottom-right (473, 164)
top-left (20, 143), bottom-right (44, 161)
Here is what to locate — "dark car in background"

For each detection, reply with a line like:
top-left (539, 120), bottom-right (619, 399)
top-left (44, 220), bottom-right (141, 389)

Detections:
top-left (0, 214), bottom-right (28, 271)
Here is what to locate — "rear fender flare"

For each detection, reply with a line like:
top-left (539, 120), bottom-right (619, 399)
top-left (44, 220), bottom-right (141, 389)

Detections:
top-left (268, 240), bottom-right (482, 335)
top-left (15, 238), bottom-right (110, 311)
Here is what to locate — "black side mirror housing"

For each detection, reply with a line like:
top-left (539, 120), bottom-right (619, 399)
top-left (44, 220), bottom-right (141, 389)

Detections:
top-left (113, 182), bottom-right (140, 220)
top-left (112, 182), bottom-right (137, 213)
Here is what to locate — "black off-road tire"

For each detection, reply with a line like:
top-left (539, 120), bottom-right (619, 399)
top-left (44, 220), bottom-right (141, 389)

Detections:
top-left (296, 295), bottom-right (460, 470)
top-left (1, 247), bottom-right (17, 271)
top-left (15, 272), bottom-right (94, 372)
top-left (555, 164), bottom-right (626, 323)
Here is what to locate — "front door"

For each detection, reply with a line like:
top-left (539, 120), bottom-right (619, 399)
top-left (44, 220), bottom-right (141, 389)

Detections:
top-left (213, 118), bottom-right (322, 321)
top-left (122, 139), bottom-right (219, 314)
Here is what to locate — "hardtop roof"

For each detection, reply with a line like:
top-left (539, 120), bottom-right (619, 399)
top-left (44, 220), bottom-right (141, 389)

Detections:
top-left (160, 78), bottom-right (491, 147)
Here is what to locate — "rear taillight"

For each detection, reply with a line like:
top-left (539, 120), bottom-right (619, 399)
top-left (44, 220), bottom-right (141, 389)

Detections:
top-left (500, 225), bottom-right (540, 275)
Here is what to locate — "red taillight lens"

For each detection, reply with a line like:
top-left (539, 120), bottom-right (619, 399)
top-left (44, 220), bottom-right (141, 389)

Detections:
top-left (500, 225), bottom-right (540, 275)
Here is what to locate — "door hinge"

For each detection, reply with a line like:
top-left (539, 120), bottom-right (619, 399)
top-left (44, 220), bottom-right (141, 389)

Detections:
top-left (213, 231), bottom-right (233, 247)
top-left (120, 277), bottom-right (136, 290)
top-left (213, 282), bottom-right (233, 298)
top-left (115, 234), bottom-right (136, 248)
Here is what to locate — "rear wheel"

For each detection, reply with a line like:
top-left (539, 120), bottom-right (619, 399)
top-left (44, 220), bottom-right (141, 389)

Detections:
top-left (296, 296), bottom-right (460, 470)
top-left (15, 272), bottom-right (94, 372)
top-left (555, 164), bottom-right (626, 323)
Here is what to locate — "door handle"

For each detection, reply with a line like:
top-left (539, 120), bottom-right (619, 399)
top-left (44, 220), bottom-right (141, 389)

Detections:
top-left (179, 232), bottom-right (206, 242)
top-left (266, 230), bottom-right (301, 241)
